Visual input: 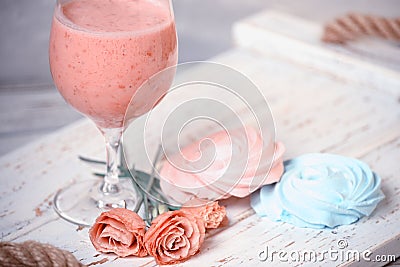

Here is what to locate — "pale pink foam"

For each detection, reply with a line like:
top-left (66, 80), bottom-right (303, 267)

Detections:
top-left (159, 126), bottom-right (285, 203)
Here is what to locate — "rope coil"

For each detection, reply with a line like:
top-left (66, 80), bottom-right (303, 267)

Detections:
top-left (0, 241), bottom-right (84, 267)
top-left (322, 13), bottom-right (400, 43)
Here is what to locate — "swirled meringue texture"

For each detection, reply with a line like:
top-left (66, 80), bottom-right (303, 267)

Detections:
top-left (159, 126), bottom-right (285, 204)
top-left (251, 153), bottom-right (385, 229)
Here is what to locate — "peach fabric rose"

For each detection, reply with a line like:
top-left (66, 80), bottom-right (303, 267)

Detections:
top-left (183, 201), bottom-right (227, 229)
top-left (144, 210), bottom-right (205, 265)
top-left (89, 208), bottom-right (147, 257)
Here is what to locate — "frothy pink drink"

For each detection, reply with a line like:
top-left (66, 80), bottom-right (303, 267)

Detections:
top-left (49, 0), bottom-right (177, 128)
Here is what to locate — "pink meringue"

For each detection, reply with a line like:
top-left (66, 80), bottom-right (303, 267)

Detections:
top-left (159, 126), bottom-right (285, 203)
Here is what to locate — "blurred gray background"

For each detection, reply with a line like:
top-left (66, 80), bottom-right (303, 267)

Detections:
top-left (0, 0), bottom-right (399, 156)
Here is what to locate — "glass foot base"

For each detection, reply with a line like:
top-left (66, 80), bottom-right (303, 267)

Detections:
top-left (53, 178), bottom-right (140, 227)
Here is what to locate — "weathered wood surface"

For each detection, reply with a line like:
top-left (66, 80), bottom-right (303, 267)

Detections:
top-left (233, 11), bottom-right (400, 97)
top-left (1, 11), bottom-right (400, 266)
top-left (0, 83), bottom-right (82, 156)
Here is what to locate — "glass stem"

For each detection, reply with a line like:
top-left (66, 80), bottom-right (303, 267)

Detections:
top-left (101, 127), bottom-right (123, 195)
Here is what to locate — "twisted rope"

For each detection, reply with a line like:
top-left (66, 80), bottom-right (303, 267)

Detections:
top-left (0, 241), bottom-right (84, 267)
top-left (322, 13), bottom-right (400, 43)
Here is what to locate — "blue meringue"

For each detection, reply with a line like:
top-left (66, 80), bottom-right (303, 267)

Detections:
top-left (251, 153), bottom-right (384, 228)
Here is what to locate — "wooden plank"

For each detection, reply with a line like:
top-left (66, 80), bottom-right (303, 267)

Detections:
top-left (0, 84), bottom-right (82, 134)
top-left (0, 84), bottom-right (82, 155)
top-left (0, 44), bottom-right (399, 266)
top-left (232, 11), bottom-right (400, 97)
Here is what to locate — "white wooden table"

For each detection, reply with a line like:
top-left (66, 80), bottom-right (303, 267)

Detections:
top-left (1, 11), bottom-right (399, 266)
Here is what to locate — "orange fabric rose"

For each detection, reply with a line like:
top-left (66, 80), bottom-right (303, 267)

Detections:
top-left (89, 208), bottom-right (147, 257)
top-left (144, 210), bottom-right (205, 265)
top-left (183, 201), bottom-right (227, 229)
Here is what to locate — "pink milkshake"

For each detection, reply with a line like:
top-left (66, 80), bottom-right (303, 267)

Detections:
top-left (49, 0), bottom-right (178, 129)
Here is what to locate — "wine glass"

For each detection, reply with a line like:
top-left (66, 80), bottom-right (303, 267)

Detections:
top-left (49, 0), bottom-right (177, 226)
